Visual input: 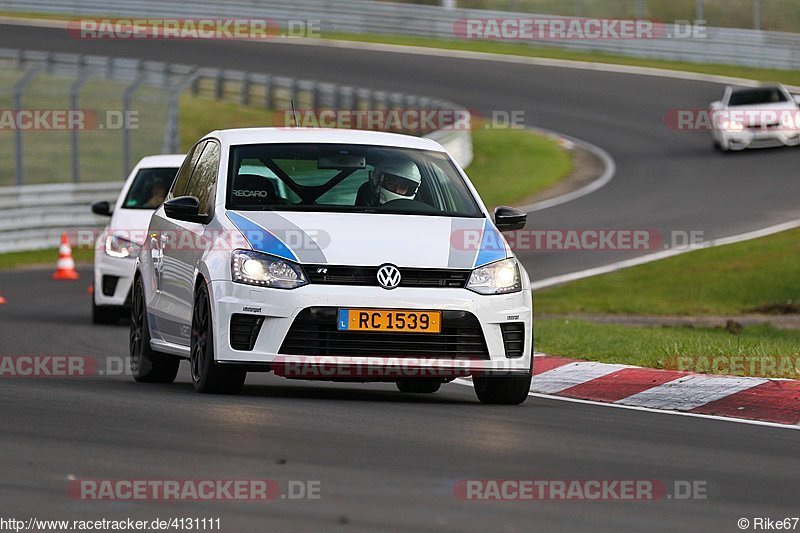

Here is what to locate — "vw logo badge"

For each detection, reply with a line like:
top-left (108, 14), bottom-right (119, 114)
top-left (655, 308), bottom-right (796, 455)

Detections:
top-left (376, 264), bottom-right (402, 290)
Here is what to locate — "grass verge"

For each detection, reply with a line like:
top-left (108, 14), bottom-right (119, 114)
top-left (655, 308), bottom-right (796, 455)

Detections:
top-left (534, 228), bottom-right (800, 379)
top-left (461, 127), bottom-right (572, 207)
top-left (535, 319), bottom-right (800, 379)
top-left (0, 247), bottom-right (93, 270)
top-left (535, 228), bottom-right (800, 316)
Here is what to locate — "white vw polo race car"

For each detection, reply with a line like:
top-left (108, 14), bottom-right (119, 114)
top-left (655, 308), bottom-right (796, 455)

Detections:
top-left (131, 128), bottom-right (533, 404)
top-left (710, 84), bottom-right (800, 152)
top-left (91, 154), bottom-right (185, 323)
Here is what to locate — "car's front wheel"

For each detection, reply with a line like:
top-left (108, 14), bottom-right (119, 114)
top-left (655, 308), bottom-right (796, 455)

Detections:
top-left (190, 282), bottom-right (246, 394)
top-left (130, 277), bottom-right (180, 383)
top-left (396, 378), bottom-right (441, 394)
top-left (473, 374), bottom-right (531, 405)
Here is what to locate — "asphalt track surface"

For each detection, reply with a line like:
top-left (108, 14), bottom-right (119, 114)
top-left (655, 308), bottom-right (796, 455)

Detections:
top-left (1, 24), bottom-right (800, 532)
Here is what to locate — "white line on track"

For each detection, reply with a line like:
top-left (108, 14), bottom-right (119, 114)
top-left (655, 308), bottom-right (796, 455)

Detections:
top-left (532, 218), bottom-right (800, 290)
top-left (452, 378), bottom-right (800, 431)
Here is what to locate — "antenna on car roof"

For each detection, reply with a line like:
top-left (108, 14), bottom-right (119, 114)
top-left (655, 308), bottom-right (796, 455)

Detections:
top-left (290, 99), bottom-right (299, 127)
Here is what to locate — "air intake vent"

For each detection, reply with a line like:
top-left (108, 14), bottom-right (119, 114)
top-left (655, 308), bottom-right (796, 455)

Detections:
top-left (101, 275), bottom-right (119, 297)
top-left (280, 307), bottom-right (489, 359)
top-left (230, 314), bottom-right (265, 351)
top-left (500, 323), bottom-right (525, 358)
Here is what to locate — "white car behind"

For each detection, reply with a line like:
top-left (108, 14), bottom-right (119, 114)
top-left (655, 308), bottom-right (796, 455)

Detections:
top-left (91, 154), bottom-right (184, 323)
top-left (711, 84), bottom-right (800, 152)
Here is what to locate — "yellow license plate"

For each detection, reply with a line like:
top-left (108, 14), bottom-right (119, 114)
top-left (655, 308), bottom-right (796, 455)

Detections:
top-left (337, 309), bottom-right (441, 333)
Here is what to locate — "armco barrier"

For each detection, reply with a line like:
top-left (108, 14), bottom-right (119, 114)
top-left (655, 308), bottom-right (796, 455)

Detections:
top-left (1, 0), bottom-right (799, 69)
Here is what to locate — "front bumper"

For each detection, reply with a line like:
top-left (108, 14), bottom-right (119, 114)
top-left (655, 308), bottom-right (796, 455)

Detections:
top-left (93, 251), bottom-right (136, 307)
top-left (207, 280), bottom-right (533, 377)
top-left (719, 128), bottom-right (800, 150)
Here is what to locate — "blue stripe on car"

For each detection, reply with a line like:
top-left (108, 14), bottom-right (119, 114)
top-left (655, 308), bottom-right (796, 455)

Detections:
top-left (474, 220), bottom-right (508, 268)
top-left (227, 211), bottom-right (299, 262)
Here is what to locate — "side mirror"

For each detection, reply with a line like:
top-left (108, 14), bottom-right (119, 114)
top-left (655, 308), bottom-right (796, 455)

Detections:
top-left (793, 95), bottom-right (800, 106)
top-left (494, 206), bottom-right (527, 232)
top-left (91, 201), bottom-right (112, 217)
top-left (164, 196), bottom-right (204, 223)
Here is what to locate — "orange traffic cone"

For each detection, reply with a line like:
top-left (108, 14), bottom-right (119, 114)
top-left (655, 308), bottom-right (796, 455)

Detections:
top-left (52, 232), bottom-right (80, 280)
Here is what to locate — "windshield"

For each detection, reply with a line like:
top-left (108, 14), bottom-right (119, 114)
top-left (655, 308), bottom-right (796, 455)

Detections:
top-left (122, 167), bottom-right (180, 210)
top-left (226, 143), bottom-right (483, 217)
top-left (728, 88), bottom-right (788, 106)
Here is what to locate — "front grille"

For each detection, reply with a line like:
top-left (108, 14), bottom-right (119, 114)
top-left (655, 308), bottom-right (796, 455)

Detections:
top-left (500, 323), bottom-right (525, 358)
top-left (279, 307), bottom-right (489, 359)
top-left (101, 275), bottom-right (119, 297)
top-left (305, 265), bottom-right (470, 289)
top-left (230, 314), bottom-right (265, 351)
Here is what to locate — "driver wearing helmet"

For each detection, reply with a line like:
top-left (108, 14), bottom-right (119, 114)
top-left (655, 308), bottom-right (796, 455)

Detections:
top-left (356, 156), bottom-right (422, 207)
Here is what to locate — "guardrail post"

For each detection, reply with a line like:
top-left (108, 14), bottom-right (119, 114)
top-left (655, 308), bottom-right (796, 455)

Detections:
top-left (753, 0), bottom-right (761, 31)
top-left (215, 71), bottom-right (225, 100)
top-left (241, 74), bottom-right (251, 106)
top-left (123, 61), bottom-right (146, 178)
top-left (264, 75), bottom-right (275, 110)
top-left (163, 68), bottom-right (198, 154)
top-left (69, 57), bottom-right (92, 183)
top-left (12, 63), bottom-right (45, 185)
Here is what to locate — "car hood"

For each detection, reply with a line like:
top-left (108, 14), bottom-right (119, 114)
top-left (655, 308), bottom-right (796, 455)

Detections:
top-left (109, 208), bottom-right (156, 245)
top-left (226, 210), bottom-right (510, 269)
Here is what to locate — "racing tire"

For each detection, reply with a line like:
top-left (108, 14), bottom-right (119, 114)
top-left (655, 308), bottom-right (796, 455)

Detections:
top-left (130, 277), bottom-right (180, 383)
top-left (190, 282), bottom-right (246, 394)
top-left (473, 374), bottom-right (532, 405)
top-left (396, 379), bottom-right (441, 394)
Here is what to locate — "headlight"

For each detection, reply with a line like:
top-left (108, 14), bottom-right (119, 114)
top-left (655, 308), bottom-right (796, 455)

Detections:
top-left (722, 119), bottom-right (744, 133)
top-left (231, 249), bottom-right (308, 289)
top-left (105, 235), bottom-right (140, 259)
top-left (466, 258), bottom-right (521, 295)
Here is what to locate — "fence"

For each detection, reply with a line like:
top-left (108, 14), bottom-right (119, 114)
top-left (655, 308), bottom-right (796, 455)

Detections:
top-left (1, 0), bottom-right (799, 69)
top-left (0, 47), bottom-right (472, 252)
top-left (420, 0), bottom-right (795, 33)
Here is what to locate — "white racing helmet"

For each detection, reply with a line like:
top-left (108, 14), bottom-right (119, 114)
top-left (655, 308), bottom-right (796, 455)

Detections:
top-left (372, 157), bottom-right (422, 205)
